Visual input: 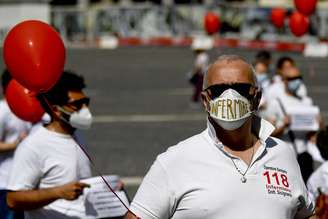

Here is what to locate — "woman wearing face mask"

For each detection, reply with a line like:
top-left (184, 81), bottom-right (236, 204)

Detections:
top-left (6, 71), bottom-right (93, 219)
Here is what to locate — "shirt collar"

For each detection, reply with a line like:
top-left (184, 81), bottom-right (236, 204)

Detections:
top-left (206, 115), bottom-right (275, 148)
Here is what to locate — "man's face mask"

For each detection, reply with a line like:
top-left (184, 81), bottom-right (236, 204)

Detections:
top-left (205, 83), bottom-right (257, 131)
top-left (58, 97), bottom-right (93, 130)
top-left (256, 74), bottom-right (268, 85)
top-left (287, 76), bottom-right (302, 94)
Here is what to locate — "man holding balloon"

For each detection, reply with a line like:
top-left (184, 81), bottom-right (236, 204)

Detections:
top-left (6, 71), bottom-right (93, 219)
top-left (1, 20), bottom-right (93, 218)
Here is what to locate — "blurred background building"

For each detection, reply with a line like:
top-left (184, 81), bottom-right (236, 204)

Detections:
top-left (1, 0), bottom-right (328, 46)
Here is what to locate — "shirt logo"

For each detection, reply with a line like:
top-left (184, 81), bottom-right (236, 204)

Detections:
top-left (263, 165), bottom-right (292, 198)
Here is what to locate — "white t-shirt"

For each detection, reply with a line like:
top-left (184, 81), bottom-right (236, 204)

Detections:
top-left (307, 161), bottom-right (328, 203)
top-left (130, 117), bottom-right (314, 219)
top-left (265, 92), bottom-right (314, 154)
top-left (0, 99), bottom-right (31, 189)
top-left (194, 52), bottom-right (209, 74)
top-left (266, 75), bottom-right (308, 101)
top-left (7, 126), bottom-right (91, 219)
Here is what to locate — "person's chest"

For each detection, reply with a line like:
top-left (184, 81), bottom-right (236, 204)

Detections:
top-left (170, 151), bottom-right (300, 219)
top-left (38, 140), bottom-right (80, 188)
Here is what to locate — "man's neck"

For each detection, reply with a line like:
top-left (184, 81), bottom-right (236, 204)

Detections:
top-left (46, 120), bottom-right (74, 135)
top-left (212, 118), bottom-right (255, 151)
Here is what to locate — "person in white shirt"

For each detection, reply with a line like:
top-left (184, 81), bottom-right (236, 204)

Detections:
top-left (189, 40), bottom-right (210, 105)
top-left (124, 55), bottom-right (314, 219)
top-left (6, 71), bottom-right (92, 219)
top-left (307, 127), bottom-right (328, 201)
top-left (265, 67), bottom-right (318, 183)
top-left (253, 58), bottom-right (271, 117)
top-left (0, 70), bottom-right (31, 219)
top-left (265, 56), bottom-right (308, 101)
top-left (307, 127), bottom-right (328, 218)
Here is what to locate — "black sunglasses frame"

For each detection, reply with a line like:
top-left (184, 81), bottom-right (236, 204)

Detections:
top-left (67, 97), bottom-right (90, 110)
top-left (205, 83), bottom-right (257, 100)
top-left (286, 76), bottom-right (303, 81)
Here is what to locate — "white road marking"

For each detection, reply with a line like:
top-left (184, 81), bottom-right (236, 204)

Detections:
top-left (94, 113), bottom-right (206, 123)
top-left (121, 176), bottom-right (143, 186)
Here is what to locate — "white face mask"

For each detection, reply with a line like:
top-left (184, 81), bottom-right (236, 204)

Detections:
top-left (207, 89), bottom-right (253, 130)
top-left (59, 107), bottom-right (93, 130)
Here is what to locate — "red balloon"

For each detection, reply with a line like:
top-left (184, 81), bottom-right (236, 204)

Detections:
top-left (289, 12), bottom-right (309, 37)
top-left (3, 20), bottom-right (65, 93)
top-left (204, 12), bottom-right (220, 35)
top-left (5, 79), bottom-right (45, 123)
top-left (270, 8), bottom-right (286, 29)
top-left (294, 0), bottom-right (317, 16)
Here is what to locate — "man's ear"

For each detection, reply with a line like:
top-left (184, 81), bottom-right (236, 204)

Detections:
top-left (201, 91), bottom-right (211, 111)
top-left (251, 89), bottom-right (262, 111)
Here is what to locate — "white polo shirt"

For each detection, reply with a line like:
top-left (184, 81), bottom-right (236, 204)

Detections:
top-left (130, 117), bottom-right (314, 219)
top-left (0, 99), bottom-right (31, 189)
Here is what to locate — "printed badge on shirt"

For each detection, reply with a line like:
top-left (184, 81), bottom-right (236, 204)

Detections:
top-left (262, 165), bottom-right (292, 198)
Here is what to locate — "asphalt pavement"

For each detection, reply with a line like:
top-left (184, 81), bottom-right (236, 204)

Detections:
top-left (1, 46), bottom-right (328, 197)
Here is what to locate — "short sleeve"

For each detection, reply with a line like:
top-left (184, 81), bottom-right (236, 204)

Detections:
top-left (294, 183), bottom-right (315, 219)
top-left (130, 159), bottom-right (174, 219)
top-left (7, 141), bottom-right (42, 191)
top-left (77, 147), bottom-right (92, 179)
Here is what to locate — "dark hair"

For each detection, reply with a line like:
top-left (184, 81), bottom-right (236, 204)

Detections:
top-left (276, 56), bottom-right (295, 70)
top-left (1, 69), bottom-right (12, 93)
top-left (38, 71), bottom-right (86, 115)
top-left (317, 127), bottom-right (328, 160)
top-left (255, 50), bottom-right (271, 62)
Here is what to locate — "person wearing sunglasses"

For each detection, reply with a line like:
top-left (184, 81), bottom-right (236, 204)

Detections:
top-left (124, 55), bottom-right (314, 219)
top-left (6, 71), bottom-right (92, 219)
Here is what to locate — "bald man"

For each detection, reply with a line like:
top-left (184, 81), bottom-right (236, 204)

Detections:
top-left (124, 55), bottom-right (314, 219)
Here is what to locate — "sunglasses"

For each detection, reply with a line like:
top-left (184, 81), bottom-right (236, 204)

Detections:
top-left (67, 97), bottom-right (90, 110)
top-left (205, 83), bottom-right (256, 99)
top-left (286, 76), bottom-right (303, 81)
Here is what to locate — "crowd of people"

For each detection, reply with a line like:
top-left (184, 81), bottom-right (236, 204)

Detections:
top-left (1, 50), bottom-right (328, 219)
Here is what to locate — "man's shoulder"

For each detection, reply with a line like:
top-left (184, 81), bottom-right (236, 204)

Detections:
top-left (265, 136), bottom-right (297, 157)
top-left (18, 127), bottom-right (47, 150)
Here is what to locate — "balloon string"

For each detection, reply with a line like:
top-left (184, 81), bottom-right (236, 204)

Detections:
top-left (40, 94), bottom-right (140, 219)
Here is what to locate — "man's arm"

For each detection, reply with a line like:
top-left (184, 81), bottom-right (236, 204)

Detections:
top-left (0, 132), bottom-right (27, 152)
top-left (0, 141), bottom-right (19, 152)
top-left (7, 181), bottom-right (89, 211)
